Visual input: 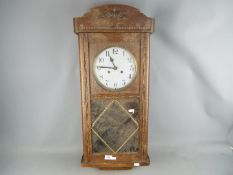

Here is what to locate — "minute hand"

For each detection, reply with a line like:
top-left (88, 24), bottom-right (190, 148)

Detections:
top-left (97, 66), bottom-right (116, 70)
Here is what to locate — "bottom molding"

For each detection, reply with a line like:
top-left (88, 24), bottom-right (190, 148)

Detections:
top-left (81, 155), bottom-right (150, 170)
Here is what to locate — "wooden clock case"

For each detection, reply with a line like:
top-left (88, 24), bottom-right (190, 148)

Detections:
top-left (73, 4), bottom-right (154, 170)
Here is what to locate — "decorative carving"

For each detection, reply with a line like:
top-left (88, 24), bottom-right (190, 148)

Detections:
top-left (97, 8), bottom-right (128, 19)
top-left (73, 4), bottom-right (154, 33)
top-left (77, 26), bottom-right (151, 31)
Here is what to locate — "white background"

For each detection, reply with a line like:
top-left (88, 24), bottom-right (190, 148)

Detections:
top-left (0, 0), bottom-right (233, 174)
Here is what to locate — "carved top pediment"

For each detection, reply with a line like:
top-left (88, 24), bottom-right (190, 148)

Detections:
top-left (73, 4), bottom-right (154, 33)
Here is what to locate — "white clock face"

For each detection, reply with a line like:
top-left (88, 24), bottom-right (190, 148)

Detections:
top-left (93, 47), bottom-right (137, 90)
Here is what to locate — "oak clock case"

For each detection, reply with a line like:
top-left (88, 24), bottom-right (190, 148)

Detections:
top-left (73, 4), bottom-right (154, 170)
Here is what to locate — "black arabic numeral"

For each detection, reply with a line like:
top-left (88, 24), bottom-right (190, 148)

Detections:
top-left (130, 65), bottom-right (135, 71)
top-left (113, 48), bottom-right (118, 55)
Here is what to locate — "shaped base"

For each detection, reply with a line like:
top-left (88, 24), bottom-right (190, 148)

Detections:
top-left (81, 155), bottom-right (150, 170)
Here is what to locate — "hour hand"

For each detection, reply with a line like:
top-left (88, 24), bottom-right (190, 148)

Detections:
top-left (109, 56), bottom-right (117, 69)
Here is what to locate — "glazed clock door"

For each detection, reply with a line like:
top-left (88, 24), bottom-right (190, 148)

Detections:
top-left (92, 46), bottom-right (140, 155)
top-left (88, 33), bottom-right (142, 162)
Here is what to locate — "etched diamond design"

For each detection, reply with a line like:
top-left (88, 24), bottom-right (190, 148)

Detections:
top-left (92, 100), bottom-right (138, 153)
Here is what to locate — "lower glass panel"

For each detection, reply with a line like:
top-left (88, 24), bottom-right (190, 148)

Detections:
top-left (91, 98), bottom-right (139, 154)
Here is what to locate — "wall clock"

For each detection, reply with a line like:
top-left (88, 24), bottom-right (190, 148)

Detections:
top-left (73, 4), bottom-right (154, 170)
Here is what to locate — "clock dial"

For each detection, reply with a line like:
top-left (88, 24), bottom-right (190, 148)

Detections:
top-left (93, 47), bottom-right (137, 90)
